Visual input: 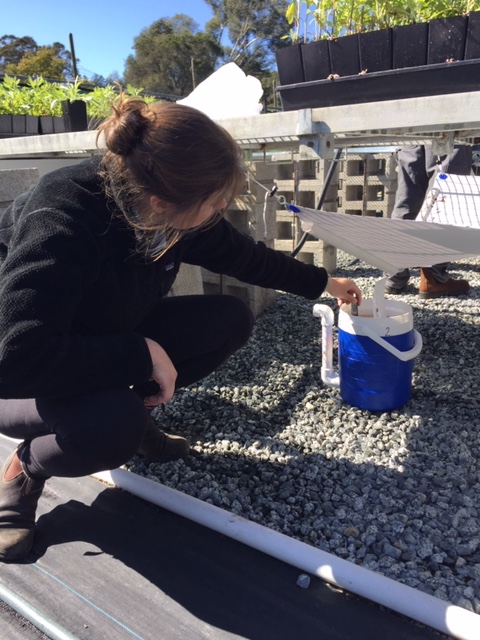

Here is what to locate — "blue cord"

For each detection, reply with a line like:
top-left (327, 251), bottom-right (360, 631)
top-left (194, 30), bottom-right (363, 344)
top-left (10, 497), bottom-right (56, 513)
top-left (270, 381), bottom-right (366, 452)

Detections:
top-left (33, 564), bottom-right (145, 640)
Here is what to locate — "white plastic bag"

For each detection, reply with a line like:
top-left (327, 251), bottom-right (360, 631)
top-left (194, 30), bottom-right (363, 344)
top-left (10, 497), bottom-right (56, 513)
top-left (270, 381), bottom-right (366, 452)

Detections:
top-left (177, 62), bottom-right (263, 120)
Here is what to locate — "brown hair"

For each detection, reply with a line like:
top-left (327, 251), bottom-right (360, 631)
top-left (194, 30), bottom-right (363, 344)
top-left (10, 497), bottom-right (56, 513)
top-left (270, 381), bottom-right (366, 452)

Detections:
top-left (97, 95), bottom-right (246, 257)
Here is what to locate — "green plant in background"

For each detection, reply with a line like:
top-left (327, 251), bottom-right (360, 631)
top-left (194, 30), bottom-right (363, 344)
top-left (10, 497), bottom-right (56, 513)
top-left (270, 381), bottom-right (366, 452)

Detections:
top-left (0, 75), bottom-right (30, 114)
top-left (85, 83), bottom-right (156, 120)
top-left (58, 76), bottom-right (84, 103)
top-left (85, 84), bottom-right (118, 120)
top-left (23, 76), bottom-right (63, 116)
top-left (0, 75), bottom-right (159, 122)
top-left (125, 83), bottom-right (146, 97)
top-left (285, 0), bottom-right (480, 42)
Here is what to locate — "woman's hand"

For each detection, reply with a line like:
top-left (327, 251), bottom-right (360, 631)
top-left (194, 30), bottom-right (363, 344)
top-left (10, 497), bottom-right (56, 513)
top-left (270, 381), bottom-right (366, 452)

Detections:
top-left (143, 337), bottom-right (178, 406)
top-left (325, 277), bottom-right (362, 307)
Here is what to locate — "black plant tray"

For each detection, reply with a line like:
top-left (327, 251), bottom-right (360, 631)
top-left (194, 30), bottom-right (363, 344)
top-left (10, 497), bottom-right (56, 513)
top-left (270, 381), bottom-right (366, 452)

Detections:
top-left (277, 58), bottom-right (480, 111)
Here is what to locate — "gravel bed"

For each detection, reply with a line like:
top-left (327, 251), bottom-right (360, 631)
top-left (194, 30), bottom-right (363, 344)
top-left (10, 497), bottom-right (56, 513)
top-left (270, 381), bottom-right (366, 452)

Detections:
top-left (127, 252), bottom-right (480, 615)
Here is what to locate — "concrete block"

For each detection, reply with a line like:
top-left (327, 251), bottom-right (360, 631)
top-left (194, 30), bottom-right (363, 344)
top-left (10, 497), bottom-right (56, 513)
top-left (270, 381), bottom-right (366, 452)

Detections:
top-left (201, 269), bottom-right (275, 317)
top-left (170, 263), bottom-right (204, 296)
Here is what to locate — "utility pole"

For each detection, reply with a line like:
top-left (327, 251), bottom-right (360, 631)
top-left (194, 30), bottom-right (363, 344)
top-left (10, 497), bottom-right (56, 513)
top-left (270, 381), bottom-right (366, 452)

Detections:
top-left (69, 33), bottom-right (79, 78)
top-left (191, 57), bottom-right (196, 89)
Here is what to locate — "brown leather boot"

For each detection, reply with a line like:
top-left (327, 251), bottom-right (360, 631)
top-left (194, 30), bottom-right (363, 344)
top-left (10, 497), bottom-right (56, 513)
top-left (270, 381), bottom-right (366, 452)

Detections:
top-left (419, 269), bottom-right (470, 299)
top-left (137, 419), bottom-right (190, 463)
top-left (0, 444), bottom-right (45, 561)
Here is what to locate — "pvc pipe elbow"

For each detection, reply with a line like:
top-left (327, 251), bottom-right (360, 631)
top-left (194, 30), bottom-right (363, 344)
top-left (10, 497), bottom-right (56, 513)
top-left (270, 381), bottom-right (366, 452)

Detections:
top-left (321, 367), bottom-right (340, 388)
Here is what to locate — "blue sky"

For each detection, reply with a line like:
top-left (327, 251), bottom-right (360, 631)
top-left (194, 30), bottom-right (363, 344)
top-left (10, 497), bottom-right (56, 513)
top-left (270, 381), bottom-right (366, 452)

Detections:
top-left (1, 0), bottom-right (215, 79)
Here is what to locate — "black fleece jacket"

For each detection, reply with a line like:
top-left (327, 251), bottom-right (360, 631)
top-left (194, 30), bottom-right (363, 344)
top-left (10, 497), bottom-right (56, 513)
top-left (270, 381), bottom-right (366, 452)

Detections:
top-left (0, 157), bottom-right (328, 399)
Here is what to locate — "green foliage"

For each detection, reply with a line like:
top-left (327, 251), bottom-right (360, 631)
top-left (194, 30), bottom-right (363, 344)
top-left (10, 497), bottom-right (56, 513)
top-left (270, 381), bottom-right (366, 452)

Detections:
top-left (82, 84), bottom-right (155, 119)
top-left (205, 0), bottom-right (290, 71)
top-left (6, 46), bottom-right (69, 80)
top-left (0, 35), bottom-right (37, 71)
top-left (84, 84), bottom-right (118, 119)
top-left (0, 75), bottom-right (156, 119)
top-left (284, 0), bottom-right (480, 42)
top-left (0, 75), bottom-right (31, 114)
top-left (124, 15), bottom-right (222, 95)
top-left (1, 36), bottom-right (74, 79)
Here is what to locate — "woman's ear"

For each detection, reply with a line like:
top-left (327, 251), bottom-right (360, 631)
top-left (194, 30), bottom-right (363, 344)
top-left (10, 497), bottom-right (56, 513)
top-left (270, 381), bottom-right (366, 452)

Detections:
top-left (150, 195), bottom-right (167, 215)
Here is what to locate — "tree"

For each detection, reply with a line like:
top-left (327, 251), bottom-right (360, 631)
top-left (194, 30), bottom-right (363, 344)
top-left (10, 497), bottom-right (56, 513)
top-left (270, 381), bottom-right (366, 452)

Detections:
top-left (0, 35), bottom-right (37, 72)
top-left (124, 15), bottom-right (223, 96)
top-left (0, 36), bottom-right (75, 80)
top-left (6, 46), bottom-right (72, 80)
top-left (90, 73), bottom-right (108, 87)
top-left (205, 0), bottom-right (290, 73)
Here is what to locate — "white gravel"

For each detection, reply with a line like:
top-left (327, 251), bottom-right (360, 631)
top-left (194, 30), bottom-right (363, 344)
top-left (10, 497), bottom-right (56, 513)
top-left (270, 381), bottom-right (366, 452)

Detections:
top-left (127, 252), bottom-right (480, 615)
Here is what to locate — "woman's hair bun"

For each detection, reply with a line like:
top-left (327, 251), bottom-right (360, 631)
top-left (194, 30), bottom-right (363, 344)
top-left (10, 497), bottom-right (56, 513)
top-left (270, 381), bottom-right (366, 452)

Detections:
top-left (102, 98), bottom-right (149, 157)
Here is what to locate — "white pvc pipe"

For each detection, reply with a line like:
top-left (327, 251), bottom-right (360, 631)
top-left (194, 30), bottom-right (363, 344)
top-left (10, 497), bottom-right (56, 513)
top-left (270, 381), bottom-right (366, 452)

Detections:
top-left (373, 276), bottom-right (388, 317)
top-left (2, 432), bottom-right (479, 638)
top-left (312, 303), bottom-right (340, 388)
top-left (94, 467), bottom-right (480, 640)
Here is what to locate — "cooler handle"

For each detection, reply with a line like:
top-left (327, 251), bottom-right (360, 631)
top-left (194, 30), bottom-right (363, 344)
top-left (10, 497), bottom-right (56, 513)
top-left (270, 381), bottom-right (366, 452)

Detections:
top-left (359, 327), bottom-right (423, 362)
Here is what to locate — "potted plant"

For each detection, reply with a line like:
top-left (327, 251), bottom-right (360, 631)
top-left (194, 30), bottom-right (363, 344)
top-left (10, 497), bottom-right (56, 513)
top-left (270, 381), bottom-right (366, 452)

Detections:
top-left (0, 75), bottom-right (39, 136)
top-left (276, 1), bottom-right (480, 110)
top-left (57, 77), bottom-right (88, 132)
top-left (0, 76), bottom-right (157, 137)
top-left (23, 76), bottom-right (65, 134)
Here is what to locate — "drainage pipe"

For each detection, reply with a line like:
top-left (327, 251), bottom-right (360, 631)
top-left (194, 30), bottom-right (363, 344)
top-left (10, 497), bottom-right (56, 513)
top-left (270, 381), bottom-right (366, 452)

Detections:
top-left (312, 303), bottom-right (340, 388)
top-left (0, 581), bottom-right (79, 640)
top-left (94, 467), bottom-right (480, 640)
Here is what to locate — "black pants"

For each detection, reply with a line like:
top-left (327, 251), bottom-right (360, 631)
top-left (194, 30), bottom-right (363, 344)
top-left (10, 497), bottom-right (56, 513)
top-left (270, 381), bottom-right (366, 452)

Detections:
top-left (0, 295), bottom-right (254, 479)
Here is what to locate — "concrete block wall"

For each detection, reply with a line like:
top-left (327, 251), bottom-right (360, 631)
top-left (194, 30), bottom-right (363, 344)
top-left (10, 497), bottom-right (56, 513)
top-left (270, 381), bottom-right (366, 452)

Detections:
top-left (200, 161), bottom-right (277, 317)
top-left (337, 152), bottom-right (397, 218)
top-left (273, 156), bottom-right (340, 273)
top-left (170, 264), bottom-right (204, 296)
top-left (271, 151), bottom-right (398, 272)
